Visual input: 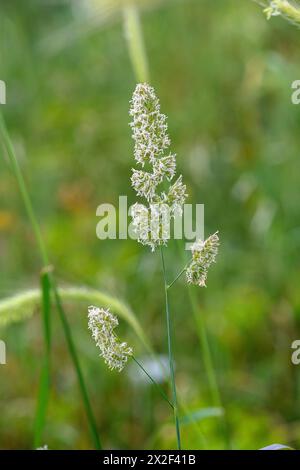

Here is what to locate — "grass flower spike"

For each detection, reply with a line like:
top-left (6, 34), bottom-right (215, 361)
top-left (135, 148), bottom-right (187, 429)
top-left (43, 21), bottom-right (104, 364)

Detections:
top-left (130, 83), bottom-right (171, 167)
top-left (129, 83), bottom-right (187, 250)
top-left (186, 232), bottom-right (220, 287)
top-left (88, 306), bottom-right (133, 372)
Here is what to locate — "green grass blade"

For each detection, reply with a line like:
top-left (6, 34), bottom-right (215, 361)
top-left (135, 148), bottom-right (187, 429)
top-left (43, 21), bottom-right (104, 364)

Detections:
top-left (41, 268), bottom-right (52, 352)
top-left (0, 286), bottom-right (150, 351)
top-left (34, 364), bottom-right (50, 448)
top-left (34, 268), bottom-right (52, 448)
top-left (123, 5), bottom-right (149, 82)
top-left (0, 112), bottom-right (49, 266)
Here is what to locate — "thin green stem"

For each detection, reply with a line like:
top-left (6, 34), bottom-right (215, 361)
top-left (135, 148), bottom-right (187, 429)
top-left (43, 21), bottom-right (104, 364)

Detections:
top-left (160, 247), bottom-right (181, 450)
top-left (123, 5), bottom-right (150, 83)
top-left (132, 356), bottom-right (174, 409)
top-left (174, 239), bottom-right (230, 448)
top-left (167, 263), bottom-right (188, 290)
top-left (0, 114), bottom-right (49, 266)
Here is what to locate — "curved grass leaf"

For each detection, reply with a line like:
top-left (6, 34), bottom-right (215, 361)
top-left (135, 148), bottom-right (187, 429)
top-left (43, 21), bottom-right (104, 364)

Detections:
top-left (0, 286), bottom-right (150, 351)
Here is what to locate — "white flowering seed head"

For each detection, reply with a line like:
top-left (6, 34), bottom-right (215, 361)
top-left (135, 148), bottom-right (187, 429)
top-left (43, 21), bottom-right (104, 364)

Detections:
top-left (130, 83), bottom-right (170, 166)
top-left (186, 232), bottom-right (219, 287)
top-left (129, 83), bottom-right (187, 250)
top-left (88, 306), bottom-right (133, 372)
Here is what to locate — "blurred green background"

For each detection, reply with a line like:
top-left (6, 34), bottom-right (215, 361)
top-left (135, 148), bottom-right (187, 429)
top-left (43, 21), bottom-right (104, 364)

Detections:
top-left (1, 0), bottom-right (300, 450)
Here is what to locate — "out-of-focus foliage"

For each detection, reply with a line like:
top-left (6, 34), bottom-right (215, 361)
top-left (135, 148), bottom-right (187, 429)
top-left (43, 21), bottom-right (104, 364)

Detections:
top-left (0, 0), bottom-right (300, 450)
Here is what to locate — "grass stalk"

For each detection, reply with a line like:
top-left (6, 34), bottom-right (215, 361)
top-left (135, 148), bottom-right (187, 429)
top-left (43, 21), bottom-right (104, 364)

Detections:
top-left (0, 114), bottom-right (49, 266)
top-left (123, 4), bottom-right (149, 83)
top-left (132, 356), bottom-right (174, 409)
top-left (167, 264), bottom-right (188, 290)
top-left (160, 247), bottom-right (181, 450)
top-left (172, 240), bottom-right (230, 448)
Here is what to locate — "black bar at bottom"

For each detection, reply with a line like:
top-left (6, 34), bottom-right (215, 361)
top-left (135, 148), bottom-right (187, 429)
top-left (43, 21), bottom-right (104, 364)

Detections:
top-left (0, 449), bottom-right (299, 466)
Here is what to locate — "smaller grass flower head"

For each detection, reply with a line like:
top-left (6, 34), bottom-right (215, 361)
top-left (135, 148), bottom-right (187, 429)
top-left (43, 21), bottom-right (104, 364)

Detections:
top-left (186, 232), bottom-right (219, 287)
top-left (88, 306), bottom-right (133, 372)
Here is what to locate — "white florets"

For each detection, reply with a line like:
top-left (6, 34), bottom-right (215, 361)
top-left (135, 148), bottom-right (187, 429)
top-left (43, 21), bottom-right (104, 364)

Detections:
top-left (130, 202), bottom-right (151, 244)
top-left (186, 232), bottom-right (220, 287)
top-left (130, 83), bottom-right (170, 166)
top-left (131, 169), bottom-right (158, 201)
top-left (163, 175), bottom-right (188, 217)
top-left (130, 202), bottom-right (171, 252)
top-left (153, 154), bottom-right (177, 183)
top-left (88, 306), bottom-right (133, 372)
top-left (129, 83), bottom-right (187, 250)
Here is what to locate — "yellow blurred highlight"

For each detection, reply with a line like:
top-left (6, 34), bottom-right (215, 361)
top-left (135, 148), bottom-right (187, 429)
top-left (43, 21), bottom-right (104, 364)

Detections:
top-left (0, 210), bottom-right (14, 231)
